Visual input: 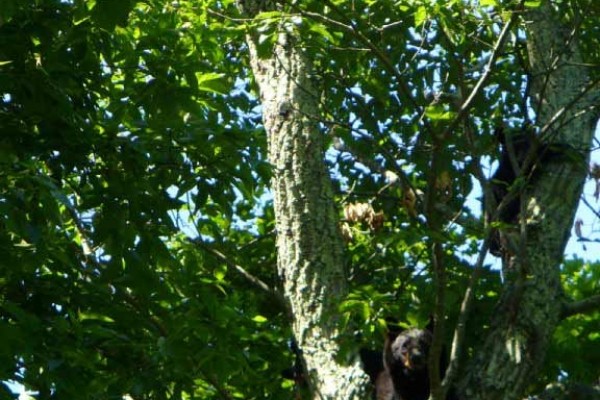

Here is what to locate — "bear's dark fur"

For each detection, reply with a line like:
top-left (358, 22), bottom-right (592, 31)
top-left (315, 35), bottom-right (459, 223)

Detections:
top-left (286, 323), bottom-right (457, 400)
top-left (488, 126), bottom-right (536, 256)
top-left (487, 125), bottom-right (570, 257)
top-left (359, 348), bottom-right (394, 400)
top-left (383, 324), bottom-right (433, 400)
top-left (360, 327), bottom-right (439, 400)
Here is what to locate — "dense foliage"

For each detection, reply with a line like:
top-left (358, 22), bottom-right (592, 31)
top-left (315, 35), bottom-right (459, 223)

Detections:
top-left (0, 0), bottom-right (598, 399)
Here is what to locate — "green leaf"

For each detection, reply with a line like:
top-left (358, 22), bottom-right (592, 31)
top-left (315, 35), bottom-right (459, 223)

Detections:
top-left (79, 312), bottom-right (115, 323)
top-left (524, 0), bottom-right (542, 8)
top-left (424, 104), bottom-right (455, 121)
top-left (308, 23), bottom-right (337, 44)
top-left (415, 5), bottom-right (428, 26)
top-left (252, 315), bottom-right (268, 323)
top-left (91, 0), bottom-right (133, 30)
top-left (196, 72), bottom-right (229, 95)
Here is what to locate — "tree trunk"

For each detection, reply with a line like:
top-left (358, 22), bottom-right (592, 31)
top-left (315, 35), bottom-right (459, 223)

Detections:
top-left (237, 2), bottom-right (370, 398)
top-left (459, 3), bottom-right (599, 400)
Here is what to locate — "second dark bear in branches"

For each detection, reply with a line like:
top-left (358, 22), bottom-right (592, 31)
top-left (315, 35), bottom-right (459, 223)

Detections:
top-left (487, 125), bottom-right (553, 257)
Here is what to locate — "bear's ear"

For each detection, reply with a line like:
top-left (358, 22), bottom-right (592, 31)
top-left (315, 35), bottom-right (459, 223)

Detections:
top-left (385, 317), bottom-right (403, 339)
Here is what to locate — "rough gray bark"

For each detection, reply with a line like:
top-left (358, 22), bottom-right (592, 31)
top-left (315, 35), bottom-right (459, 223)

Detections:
top-left (459, 3), bottom-right (599, 400)
top-left (238, 2), bottom-right (370, 399)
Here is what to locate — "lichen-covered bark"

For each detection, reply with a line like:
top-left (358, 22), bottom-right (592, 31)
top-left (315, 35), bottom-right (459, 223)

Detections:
top-left (460, 3), bottom-right (599, 400)
top-left (238, 2), bottom-right (370, 399)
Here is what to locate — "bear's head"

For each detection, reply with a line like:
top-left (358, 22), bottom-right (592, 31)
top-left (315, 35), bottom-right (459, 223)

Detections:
top-left (385, 326), bottom-right (432, 372)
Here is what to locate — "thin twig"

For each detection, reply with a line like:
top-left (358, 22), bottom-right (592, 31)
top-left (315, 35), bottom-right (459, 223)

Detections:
top-left (196, 241), bottom-right (286, 307)
top-left (539, 76), bottom-right (600, 140)
top-left (441, 6), bottom-right (521, 138)
top-left (582, 196), bottom-right (600, 221)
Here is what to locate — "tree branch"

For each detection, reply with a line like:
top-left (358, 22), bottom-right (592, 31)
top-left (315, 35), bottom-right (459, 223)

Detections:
top-left (561, 294), bottom-right (600, 320)
top-left (198, 368), bottom-right (235, 400)
top-left (443, 239), bottom-right (490, 394)
top-left (196, 241), bottom-right (286, 308)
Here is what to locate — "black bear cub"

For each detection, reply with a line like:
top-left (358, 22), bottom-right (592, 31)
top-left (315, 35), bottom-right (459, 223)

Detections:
top-left (362, 319), bottom-right (456, 400)
top-left (383, 323), bottom-right (434, 400)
